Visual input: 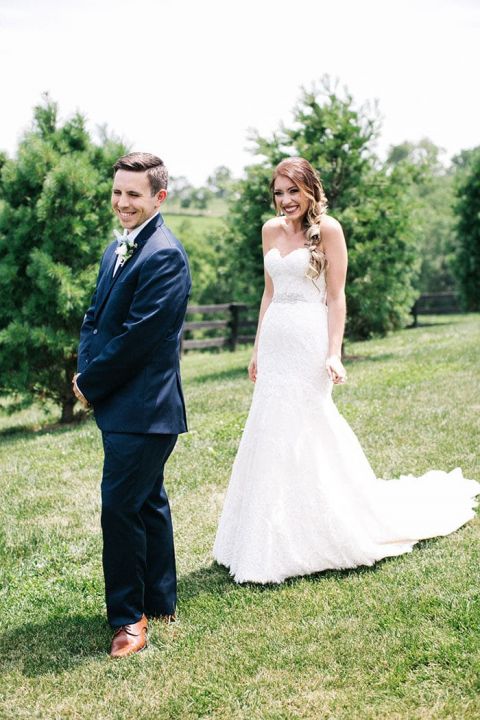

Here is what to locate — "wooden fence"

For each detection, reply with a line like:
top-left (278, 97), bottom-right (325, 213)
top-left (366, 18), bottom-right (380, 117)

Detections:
top-left (411, 292), bottom-right (460, 327)
top-left (181, 293), bottom-right (461, 352)
top-left (181, 303), bottom-right (256, 352)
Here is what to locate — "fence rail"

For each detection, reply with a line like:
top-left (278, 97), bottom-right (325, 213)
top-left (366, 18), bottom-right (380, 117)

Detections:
top-left (411, 292), bottom-right (460, 327)
top-left (181, 303), bottom-right (256, 352)
top-left (181, 293), bottom-right (461, 351)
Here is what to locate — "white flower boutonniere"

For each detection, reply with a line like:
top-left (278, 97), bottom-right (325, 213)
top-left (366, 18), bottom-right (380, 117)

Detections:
top-left (114, 234), bottom-right (137, 267)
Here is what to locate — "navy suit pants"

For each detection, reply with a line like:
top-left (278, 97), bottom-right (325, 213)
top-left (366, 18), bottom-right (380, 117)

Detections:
top-left (101, 431), bottom-right (177, 627)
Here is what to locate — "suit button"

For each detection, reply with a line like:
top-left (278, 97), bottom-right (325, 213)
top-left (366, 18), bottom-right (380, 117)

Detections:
top-left (93, 329), bottom-right (98, 334)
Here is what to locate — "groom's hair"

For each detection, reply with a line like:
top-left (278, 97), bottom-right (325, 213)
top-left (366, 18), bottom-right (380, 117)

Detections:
top-left (113, 152), bottom-right (168, 195)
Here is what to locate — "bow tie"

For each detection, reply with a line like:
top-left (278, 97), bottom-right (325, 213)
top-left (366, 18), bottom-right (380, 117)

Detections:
top-left (113, 228), bottom-right (130, 244)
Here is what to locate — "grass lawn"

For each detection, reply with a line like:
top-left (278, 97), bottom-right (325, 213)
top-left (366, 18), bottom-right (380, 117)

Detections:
top-left (163, 197), bottom-right (228, 218)
top-left (0, 314), bottom-right (479, 719)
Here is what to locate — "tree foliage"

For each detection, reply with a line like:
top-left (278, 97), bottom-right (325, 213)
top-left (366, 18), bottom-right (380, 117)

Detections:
top-left (0, 95), bottom-right (127, 421)
top-left (386, 139), bottom-right (456, 293)
top-left (173, 218), bottom-right (233, 305)
top-left (228, 78), bottom-right (420, 337)
top-left (453, 146), bottom-right (480, 310)
top-left (169, 176), bottom-right (215, 209)
top-left (207, 165), bottom-right (235, 199)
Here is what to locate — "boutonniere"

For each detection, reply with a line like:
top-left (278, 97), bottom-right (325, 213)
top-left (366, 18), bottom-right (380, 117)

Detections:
top-left (114, 230), bottom-right (137, 267)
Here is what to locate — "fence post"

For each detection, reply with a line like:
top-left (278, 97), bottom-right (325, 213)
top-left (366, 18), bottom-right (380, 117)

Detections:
top-left (229, 303), bottom-right (240, 351)
top-left (411, 300), bottom-right (419, 328)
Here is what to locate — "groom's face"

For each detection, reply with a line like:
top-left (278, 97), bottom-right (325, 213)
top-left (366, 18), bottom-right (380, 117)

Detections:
top-left (111, 170), bottom-right (167, 230)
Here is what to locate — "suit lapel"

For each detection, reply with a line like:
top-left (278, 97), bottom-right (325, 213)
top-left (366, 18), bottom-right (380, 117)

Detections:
top-left (94, 213), bottom-right (165, 320)
top-left (131, 211), bottom-right (164, 253)
top-left (94, 244), bottom-right (117, 317)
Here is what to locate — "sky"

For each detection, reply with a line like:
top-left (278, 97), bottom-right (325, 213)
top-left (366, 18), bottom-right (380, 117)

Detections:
top-left (1, 0), bottom-right (479, 185)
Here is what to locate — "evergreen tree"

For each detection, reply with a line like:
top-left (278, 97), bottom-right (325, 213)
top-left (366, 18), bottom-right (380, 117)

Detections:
top-left (228, 78), bottom-right (419, 337)
top-left (0, 95), bottom-right (127, 422)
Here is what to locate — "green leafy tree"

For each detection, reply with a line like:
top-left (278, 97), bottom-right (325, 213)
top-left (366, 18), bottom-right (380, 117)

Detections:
top-left (169, 179), bottom-right (214, 211)
top-left (191, 186), bottom-right (214, 210)
top-left (228, 78), bottom-right (419, 337)
top-left (171, 177), bottom-right (195, 208)
top-left (339, 164), bottom-right (419, 336)
top-left (0, 95), bottom-right (127, 422)
top-left (174, 219), bottom-right (232, 304)
top-left (228, 163), bottom-right (275, 304)
top-left (386, 139), bottom-right (456, 293)
top-left (453, 146), bottom-right (480, 310)
top-left (207, 166), bottom-right (234, 199)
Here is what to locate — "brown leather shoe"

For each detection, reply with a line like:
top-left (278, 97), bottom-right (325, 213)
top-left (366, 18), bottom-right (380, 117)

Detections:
top-left (110, 614), bottom-right (148, 658)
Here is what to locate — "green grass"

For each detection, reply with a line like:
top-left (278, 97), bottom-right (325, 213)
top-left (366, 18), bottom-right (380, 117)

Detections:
top-left (1, 315), bottom-right (479, 719)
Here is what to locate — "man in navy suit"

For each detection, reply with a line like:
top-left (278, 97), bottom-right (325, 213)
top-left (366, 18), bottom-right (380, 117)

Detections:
top-left (73, 152), bottom-right (191, 658)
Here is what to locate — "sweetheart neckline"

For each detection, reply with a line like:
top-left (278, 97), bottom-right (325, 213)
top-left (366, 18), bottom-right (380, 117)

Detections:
top-left (264, 247), bottom-right (308, 260)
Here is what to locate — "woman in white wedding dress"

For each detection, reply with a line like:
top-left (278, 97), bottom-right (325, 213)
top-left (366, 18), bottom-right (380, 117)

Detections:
top-left (213, 156), bottom-right (479, 584)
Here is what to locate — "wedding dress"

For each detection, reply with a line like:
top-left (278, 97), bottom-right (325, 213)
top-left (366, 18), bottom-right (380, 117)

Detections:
top-left (213, 247), bottom-right (480, 584)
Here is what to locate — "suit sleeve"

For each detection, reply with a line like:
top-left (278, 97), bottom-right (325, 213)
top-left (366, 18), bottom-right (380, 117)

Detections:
top-left (77, 287), bottom-right (97, 373)
top-left (77, 247), bottom-right (109, 373)
top-left (76, 247), bottom-right (189, 404)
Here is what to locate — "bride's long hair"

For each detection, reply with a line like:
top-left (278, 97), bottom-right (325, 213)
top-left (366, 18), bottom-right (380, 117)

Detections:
top-left (270, 157), bottom-right (328, 280)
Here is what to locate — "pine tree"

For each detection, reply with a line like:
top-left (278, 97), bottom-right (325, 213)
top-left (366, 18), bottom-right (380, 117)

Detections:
top-left (0, 96), bottom-right (127, 421)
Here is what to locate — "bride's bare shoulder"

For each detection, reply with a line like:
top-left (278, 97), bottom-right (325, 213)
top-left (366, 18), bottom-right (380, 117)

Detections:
top-left (320, 214), bottom-right (343, 234)
top-left (262, 217), bottom-right (284, 254)
top-left (320, 215), bottom-right (346, 246)
top-left (262, 216), bottom-right (284, 235)
top-left (262, 216), bottom-right (284, 248)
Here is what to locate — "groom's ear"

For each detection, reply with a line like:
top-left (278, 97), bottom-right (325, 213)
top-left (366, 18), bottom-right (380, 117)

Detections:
top-left (155, 189), bottom-right (168, 206)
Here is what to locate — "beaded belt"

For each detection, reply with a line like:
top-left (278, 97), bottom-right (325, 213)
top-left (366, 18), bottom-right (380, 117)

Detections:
top-left (272, 292), bottom-right (307, 304)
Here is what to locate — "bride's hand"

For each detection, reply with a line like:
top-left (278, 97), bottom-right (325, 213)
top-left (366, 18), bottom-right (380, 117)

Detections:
top-left (248, 353), bottom-right (258, 383)
top-left (326, 355), bottom-right (347, 384)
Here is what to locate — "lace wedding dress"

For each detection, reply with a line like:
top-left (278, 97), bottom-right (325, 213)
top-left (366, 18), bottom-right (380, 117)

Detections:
top-left (213, 247), bottom-right (480, 584)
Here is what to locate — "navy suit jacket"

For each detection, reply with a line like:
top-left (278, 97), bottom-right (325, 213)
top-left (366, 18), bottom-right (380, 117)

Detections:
top-left (76, 213), bottom-right (191, 434)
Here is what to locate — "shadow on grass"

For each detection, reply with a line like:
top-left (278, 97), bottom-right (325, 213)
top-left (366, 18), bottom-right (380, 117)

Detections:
top-left (179, 562), bottom-right (237, 600)
top-left (179, 555), bottom-right (389, 599)
top-left (407, 319), bottom-right (457, 329)
top-left (1, 544), bottom-right (440, 678)
top-left (0, 613), bottom-right (110, 676)
top-left (177, 561), bottom-right (308, 610)
top-left (182, 536), bottom-right (448, 596)
top-left (0, 413), bottom-right (92, 443)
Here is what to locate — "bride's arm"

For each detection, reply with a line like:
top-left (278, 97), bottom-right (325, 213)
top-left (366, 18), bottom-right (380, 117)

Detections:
top-left (248, 223), bottom-right (275, 382)
top-left (323, 217), bottom-right (348, 384)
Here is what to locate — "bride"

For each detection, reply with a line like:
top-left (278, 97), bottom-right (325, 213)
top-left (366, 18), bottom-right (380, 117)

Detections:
top-left (213, 156), bottom-right (479, 584)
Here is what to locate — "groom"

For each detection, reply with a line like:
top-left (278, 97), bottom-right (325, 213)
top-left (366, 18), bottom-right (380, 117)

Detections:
top-left (73, 152), bottom-right (191, 658)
